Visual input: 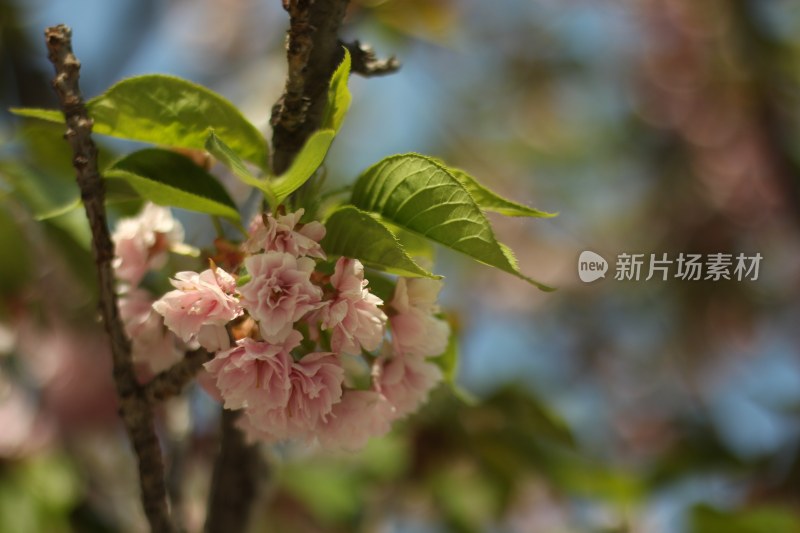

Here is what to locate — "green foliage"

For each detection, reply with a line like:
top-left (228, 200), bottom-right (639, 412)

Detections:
top-left (256, 48), bottom-right (350, 209)
top-left (689, 504), bottom-right (800, 533)
top-left (322, 49), bottom-right (352, 132)
top-left (321, 205), bottom-right (439, 278)
top-left (432, 322), bottom-right (459, 383)
top-left (271, 129), bottom-right (336, 204)
top-left (12, 74), bottom-right (269, 170)
top-left (0, 205), bottom-right (33, 295)
top-left (0, 160), bottom-right (90, 249)
top-left (206, 127), bottom-right (335, 210)
top-left (351, 154), bottom-right (552, 290)
top-left (105, 148), bottom-right (240, 222)
top-left (550, 457), bottom-right (643, 505)
top-left (384, 219), bottom-right (437, 260)
top-left (0, 453), bottom-right (81, 533)
top-left (447, 166), bottom-right (556, 218)
top-left (430, 467), bottom-right (501, 533)
top-left (9, 108), bottom-right (62, 123)
top-left (277, 462), bottom-right (363, 525)
top-left (274, 436), bottom-right (408, 528)
top-left (204, 131), bottom-right (277, 207)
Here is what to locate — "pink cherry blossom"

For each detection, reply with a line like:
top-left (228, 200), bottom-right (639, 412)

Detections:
top-left (374, 350), bottom-right (442, 418)
top-left (244, 208), bottom-right (326, 259)
top-left (236, 407), bottom-right (292, 444)
top-left (112, 203), bottom-right (184, 286)
top-left (119, 288), bottom-right (183, 373)
top-left (153, 267), bottom-right (241, 351)
top-left (285, 352), bottom-right (345, 427)
top-left (319, 257), bottom-right (386, 355)
top-left (238, 252), bottom-right (322, 343)
top-left (204, 334), bottom-right (300, 411)
top-left (241, 351), bottom-right (344, 443)
top-left (316, 390), bottom-right (394, 451)
top-left (389, 278), bottom-right (450, 357)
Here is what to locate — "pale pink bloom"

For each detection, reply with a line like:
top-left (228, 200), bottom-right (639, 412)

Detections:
top-left (240, 351), bottom-right (344, 443)
top-left (0, 371), bottom-right (55, 458)
top-left (374, 350), bottom-right (442, 418)
top-left (239, 252), bottom-right (322, 343)
top-left (153, 267), bottom-right (241, 351)
top-left (244, 208), bottom-right (326, 259)
top-left (193, 325), bottom-right (230, 353)
top-left (389, 278), bottom-right (450, 357)
top-left (204, 334), bottom-right (300, 411)
top-left (316, 390), bottom-right (394, 451)
top-left (112, 203), bottom-right (184, 286)
top-left (16, 326), bottom-right (118, 429)
top-left (319, 257), bottom-right (386, 355)
top-left (236, 407), bottom-right (292, 444)
top-left (284, 352), bottom-right (345, 428)
top-left (119, 288), bottom-right (183, 373)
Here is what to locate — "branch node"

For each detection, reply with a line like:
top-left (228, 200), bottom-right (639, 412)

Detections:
top-left (342, 39), bottom-right (401, 77)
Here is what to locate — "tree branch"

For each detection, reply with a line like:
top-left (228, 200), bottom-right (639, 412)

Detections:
top-left (270, 0), bottom-right (352, 174)
top-left (207, 2), bottom-right (357, 530)
top-left (204, 410), bottom-right (264, 533)
top-left (145, 348), bottom-right (213, 403)
top-left (44, 24), bottom-right (174, 533)
top-left (341, 39), bottom-right (400, 77)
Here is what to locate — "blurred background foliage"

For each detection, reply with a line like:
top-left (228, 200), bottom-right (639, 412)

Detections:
top-left (2, 0), bottom-right (800, 531)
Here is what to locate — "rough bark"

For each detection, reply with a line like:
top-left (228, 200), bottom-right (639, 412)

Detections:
top-left (270, 0), bottom-right (352, 174)
top-left (204, 410), bottom-right (263, 533)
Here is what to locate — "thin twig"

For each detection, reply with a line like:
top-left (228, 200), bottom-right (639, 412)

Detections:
top-left (341, 39), bottom-right (400, 77)
top-left (44, 24), bottom-right (174, 533)
top-left (145, 348), bottom-right (213, 403)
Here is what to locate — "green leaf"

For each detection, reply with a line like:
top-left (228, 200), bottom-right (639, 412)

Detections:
top-left (271, 129), bottom-right (335, 204)
top-left (448, 166), bottom-right (556, 218)
top-left (690, 504), bottom-right (800, 533)
top-left (9, 108), bottom-right (63, 123)
top-left (0, 161), bottom-right (90, 248)
top-left (552, 459), bottom-right (642, 504)
top-left (351, 154), bottom-right (553, 291)
top-left (204, 131), bottom-right (277, 206)
top-left (383, 219), bottom-right (436, 261)
top-left (322, 48), bottom-right (352, 132)
top-left (12, 74), bottom-right (269, 170)
top-left (321, 205), bottom-right (440, 279)
top-left (34, 198), bottom-right (81, 221)
top-left (105, 148), bottom-right (240, 222)
top-left (265, 47), bottom-right (348, 205)
top-left (433, 322), bottom-right (459, 383)
top-left (278, 462), bottom-right (363, 525)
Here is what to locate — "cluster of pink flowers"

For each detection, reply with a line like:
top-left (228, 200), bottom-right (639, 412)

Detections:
top-left (149, 208), bottom-right (450, 450)
top-left (113, 203), bottom-right (186, 373)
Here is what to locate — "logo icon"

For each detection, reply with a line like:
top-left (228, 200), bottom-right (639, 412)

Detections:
top-left (578, 251), bottom-right (608, 283)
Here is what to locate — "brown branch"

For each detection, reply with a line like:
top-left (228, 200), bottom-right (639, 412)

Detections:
top-left (204, 410), bottom-right (264, 533)
top-left (270, 0), bottom-right (352, 174)
top-left (44, 25), bottom-right (174, 533)
top-left (341, 39), bottom-right (400, 77)
top-left (207, 2), bottom-right (357, 530)
top-left (145, 348), bottom-right (213, 403)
